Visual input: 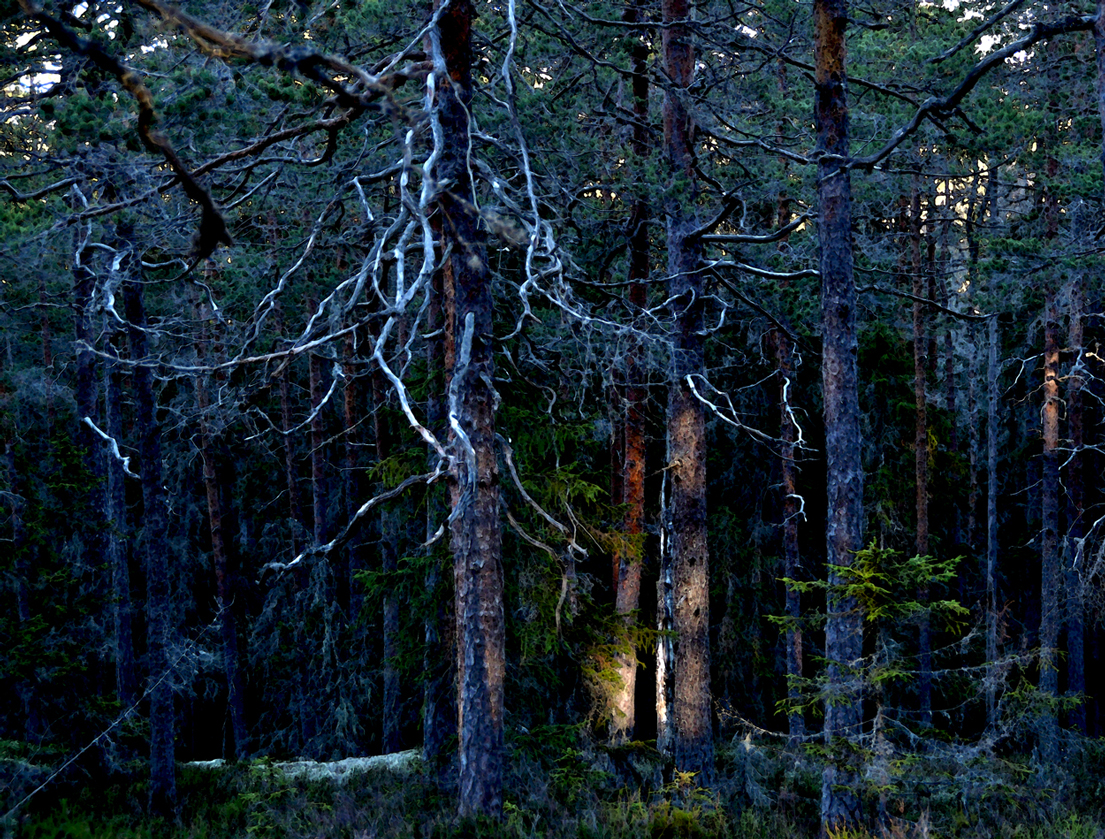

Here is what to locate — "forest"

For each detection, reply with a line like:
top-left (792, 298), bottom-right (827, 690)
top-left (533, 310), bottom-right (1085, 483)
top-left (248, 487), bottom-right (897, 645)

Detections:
top-left (2, 0), bottom-right (1105, 837)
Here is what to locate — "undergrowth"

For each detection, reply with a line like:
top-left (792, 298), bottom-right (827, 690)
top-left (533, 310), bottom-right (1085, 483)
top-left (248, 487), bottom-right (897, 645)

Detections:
top-left (5, 731), bottom-right (1105, 839)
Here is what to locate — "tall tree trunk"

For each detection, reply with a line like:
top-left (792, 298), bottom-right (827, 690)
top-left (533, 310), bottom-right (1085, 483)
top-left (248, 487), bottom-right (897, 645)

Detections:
top-left (1097, 0), bottom-right (1105, 202)
top-left (1065, 276), bottom-right (1086, 734)
top-left (911, 176), bottom-right (932, 728)
top-left (967, 344), bottom-right (980, 553)
top-left (274, 310), bottom-right (315, 755)
top-left (39, 274), bottom-right (54, 428)
top-left (815, 0), bottom-right (864, 830)
top-left (74, 248), bottom-right (106, 582)
top-left (195, 294), bottom-right (249, 760)
top-left (985, 316), bottom-right (1000, 727)
top-left (772, 328), bottom-right (804, 743)
top-left (274, 305), bottom-right (304, 554)
top-left (1039, 287), bottom-right (1061, 761)
top-left (432, 0), bottom-right (505, 817)
top-left (660, 0), bottom-right (712, 784)
top-left (423, 262), bottom-right (456, 766)
top-left (125, 278), bottom-right (176, 818)
top-left (333, 331), bottom-right (355, 619)
top-left (105, 329), bottom-right (137, 709)
top-left (1038, 117), bottom-right (1062, 758)
top-left (309, 343), bottom-right (330, 547)
top-left (610, 0), bottom-right (650, 745)
top-left (371, 369), bottom-right (403, 755)
top-left (7, 440), bottom-right (41, 741)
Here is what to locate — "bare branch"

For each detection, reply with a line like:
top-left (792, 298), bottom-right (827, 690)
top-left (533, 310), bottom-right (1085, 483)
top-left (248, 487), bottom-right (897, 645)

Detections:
top-left (929, 0), bottom-right (1027, 64)
top-left (849, 14), bottom-right (1096, 171)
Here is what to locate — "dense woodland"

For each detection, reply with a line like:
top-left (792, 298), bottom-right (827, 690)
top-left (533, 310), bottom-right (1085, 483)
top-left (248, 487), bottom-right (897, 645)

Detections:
top-left (3, 0), bottom-right (1105, 836)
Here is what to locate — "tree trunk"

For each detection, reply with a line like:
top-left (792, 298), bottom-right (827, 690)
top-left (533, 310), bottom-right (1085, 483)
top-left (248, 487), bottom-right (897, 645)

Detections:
top-left (125, 278), bottom-right (176, 818)
top-left (7, 439), bottom-right (41, 742)
top-left (985, 316), bottom-right (1000, 727)
top-left (772, 328), bottom-right (805, 743)
top-left (371, 368), bottom-right (403, 755)
top-left (309, 342), bottom-right (330, 547)
top-left (432, 0), bottom-right (505, 817)
top-left (815, 0), bottom-right (864, 830)
top-left (1065, 276), bottom-right (1086, 734)
top-left (105, 329), bottom-right (137, 709)
top-left (274, 305), bottom-right (304, 554)
top-left (1096, 0), bottom-right (1105, 205)
top-left (661, 0), bottom-right (713, 784)
top-left (911, 176), bottom-right (932, 728)
top-left (610, 0), bottom-right (650, 745)
top-left (1038, 120), bottom-right (1062, 759)
top-left (195, 294), bottom-right (249, 761)
top-left (1039, 287), bottom-right (1061, 761)
top-left (74, 248), bottom-right (106, 583)
top-left (423, 260), bottom-right (456, 766)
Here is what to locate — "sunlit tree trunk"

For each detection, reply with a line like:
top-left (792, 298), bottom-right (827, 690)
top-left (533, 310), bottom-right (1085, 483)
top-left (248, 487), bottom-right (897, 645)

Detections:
top-left (660, 0), bottom-right (713, 784)
top-left (1038, 112), bottom-right (1062, 758)
top-left (1039, 287), bottom-right (1061, 762)
top-left (1065, 276), bottom-right (1086, 734)
top-left (610, 0), bottom-right (650, 745)
top-left (815, 0), bottom-right (864, 830)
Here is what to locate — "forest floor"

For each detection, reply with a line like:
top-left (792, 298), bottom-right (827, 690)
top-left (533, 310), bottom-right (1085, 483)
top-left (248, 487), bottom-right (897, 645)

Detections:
top-left (4, 730), bottom-right (1105, 839)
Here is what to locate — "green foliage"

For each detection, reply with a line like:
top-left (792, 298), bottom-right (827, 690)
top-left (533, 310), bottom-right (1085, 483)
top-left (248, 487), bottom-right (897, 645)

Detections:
top-left (780, 542), bottom-right (967, 630)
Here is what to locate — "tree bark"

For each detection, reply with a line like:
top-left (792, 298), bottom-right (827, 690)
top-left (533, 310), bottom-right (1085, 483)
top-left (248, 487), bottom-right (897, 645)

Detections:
top-left (7, 439), bottom-right (41, 742)
top-left (195, 293), bottom-right (249, 761)
top-left (432, 0), bottom-right (505, 817)
top-left (911, 176), bottom-right (932, 728)
top-left (660, 0), bottom-right (713, 784)
top-left (274, 305), bottom-right (304, 555)
top-left (610, 0), bottom-right (650, 745)
top-left (1039, 287), bottom-right (1061, 761)
top-left (1096, 0), bottom-right (1105, 205)
top-left (985, 316), bottom-right (1000, 727)
top-left (105, 328), bottom-right (137, 709)
top-left (371, 368), bottom-right (403, 755)
top-left (423, 260), bottom-right (456, 766)
top-left (815, 0), bottom-right (864, 830)
top-left (309, 339), bottom-right (330, 547)
top-left (772, 328), bottom-right (805, 743)
top-left (1065, 276), bottom-right (1086, 734)
top-left (125, 278), bottom-right (176, 818)
top-left (73, 247), bottom-right (106, 585)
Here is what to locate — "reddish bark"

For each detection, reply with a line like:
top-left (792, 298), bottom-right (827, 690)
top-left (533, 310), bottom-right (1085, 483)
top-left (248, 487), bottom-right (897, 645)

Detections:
top-left (1066, 276), bottom-right (1086, 733)
top-left (815, 0), bottom-right (864, 830)
top-left (1039, 287), bottom-right (1061, 761)
top-left (610, 0), bottom-right (650, 744)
